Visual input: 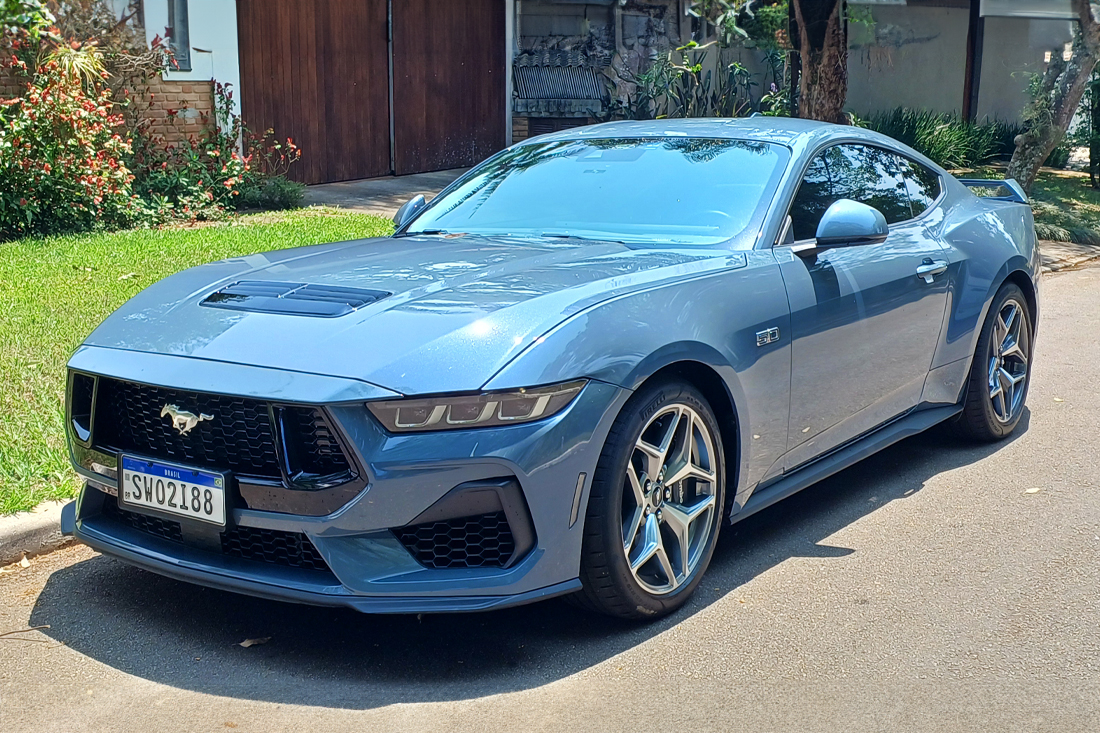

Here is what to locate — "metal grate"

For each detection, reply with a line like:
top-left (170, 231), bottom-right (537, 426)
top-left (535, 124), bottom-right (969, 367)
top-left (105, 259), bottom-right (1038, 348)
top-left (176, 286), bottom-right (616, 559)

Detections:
top-left (394, 512), bottom-right (516, 569)
top-left (102, 498), bottom-right (331, 573)
top-left (95, 379), bottom-right (282, 479)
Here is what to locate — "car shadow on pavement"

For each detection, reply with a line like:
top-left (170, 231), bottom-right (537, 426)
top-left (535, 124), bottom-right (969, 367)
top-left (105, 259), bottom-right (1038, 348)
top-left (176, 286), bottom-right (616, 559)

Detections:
top-left (30, 412), bottom-right (1028, 711)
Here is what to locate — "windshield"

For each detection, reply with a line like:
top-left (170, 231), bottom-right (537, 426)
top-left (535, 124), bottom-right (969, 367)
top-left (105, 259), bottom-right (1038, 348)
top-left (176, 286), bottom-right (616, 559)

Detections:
top-left (406, 137), bottom-right (789, 246)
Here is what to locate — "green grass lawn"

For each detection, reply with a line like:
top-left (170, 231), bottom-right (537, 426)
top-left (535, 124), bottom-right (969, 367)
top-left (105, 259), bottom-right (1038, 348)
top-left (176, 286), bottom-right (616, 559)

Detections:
top-left (0, 208), bottom-right (393, 514)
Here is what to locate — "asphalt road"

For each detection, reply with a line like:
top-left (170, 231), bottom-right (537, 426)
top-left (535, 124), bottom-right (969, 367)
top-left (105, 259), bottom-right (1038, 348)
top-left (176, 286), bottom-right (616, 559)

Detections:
top-left (2, 268), bottom-right (1099, 733)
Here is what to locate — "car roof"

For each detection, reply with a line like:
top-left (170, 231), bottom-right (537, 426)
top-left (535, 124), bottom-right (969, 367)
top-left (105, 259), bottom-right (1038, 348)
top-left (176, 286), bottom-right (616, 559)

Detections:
top-left (524, 117), bottom-right (943, 173)
top-left (530, 117), bottom-right (831, 146)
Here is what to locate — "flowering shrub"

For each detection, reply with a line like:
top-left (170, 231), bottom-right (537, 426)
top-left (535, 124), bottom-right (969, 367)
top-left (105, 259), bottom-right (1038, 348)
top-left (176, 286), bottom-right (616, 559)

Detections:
top-left (130, 83), bottom-right (302, 219)
top-left (0, 46), bottom-right (145, 238)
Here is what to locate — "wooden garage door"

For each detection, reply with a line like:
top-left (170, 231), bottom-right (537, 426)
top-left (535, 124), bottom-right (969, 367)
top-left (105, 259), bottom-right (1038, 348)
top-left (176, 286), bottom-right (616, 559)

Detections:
top-left (237, 0), bottom-right (391, 184)
top-left (392, 0), bottom-right (506, 175)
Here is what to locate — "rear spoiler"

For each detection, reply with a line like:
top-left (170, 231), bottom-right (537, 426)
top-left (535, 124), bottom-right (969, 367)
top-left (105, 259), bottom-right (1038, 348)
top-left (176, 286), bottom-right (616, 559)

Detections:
top-left (957, 177), bottom-right (1029, 204)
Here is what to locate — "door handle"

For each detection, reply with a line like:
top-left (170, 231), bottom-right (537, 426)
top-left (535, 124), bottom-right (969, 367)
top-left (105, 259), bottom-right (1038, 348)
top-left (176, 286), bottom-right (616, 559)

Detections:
top-left (916, 260), bottom-right (948, 283)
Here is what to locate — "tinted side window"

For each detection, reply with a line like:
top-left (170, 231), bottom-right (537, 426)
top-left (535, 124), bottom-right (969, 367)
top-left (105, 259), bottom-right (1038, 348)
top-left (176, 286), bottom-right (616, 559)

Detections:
top-left (789, 155), bottom-right (832, 242)
top-left (904, 160), bottom-right (942, 216)
top-left (788, 144), bottom-right (916, 241)
top-left (827, 145), bottom-right (912, 225)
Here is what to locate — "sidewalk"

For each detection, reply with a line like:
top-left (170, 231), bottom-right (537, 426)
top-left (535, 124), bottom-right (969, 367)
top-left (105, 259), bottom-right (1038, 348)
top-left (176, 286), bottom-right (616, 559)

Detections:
top-left (303, 168), bottom-right (466, 218)
top-left (1039, 239), bottom-right (1100, 272)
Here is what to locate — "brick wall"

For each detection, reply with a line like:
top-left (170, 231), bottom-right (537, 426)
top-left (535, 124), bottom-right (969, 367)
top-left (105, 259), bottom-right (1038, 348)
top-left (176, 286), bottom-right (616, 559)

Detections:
top-left (0, 63), bottom-right (214, 147)
top-left (142, 78), bottom-right (215, 145)
top-left (513, 116), bottom-right (597, 142)
top-left (512, 116), bottom-right (530, 143)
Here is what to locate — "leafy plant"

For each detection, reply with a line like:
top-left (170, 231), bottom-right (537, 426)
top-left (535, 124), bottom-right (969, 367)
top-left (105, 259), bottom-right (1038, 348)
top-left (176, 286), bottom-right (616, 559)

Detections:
top-left (864, 108), bottom-right (999, 169)
top-left (0, 0), bottom-right (54, 38)
top-left (0, 43), bottom-right (144, 239)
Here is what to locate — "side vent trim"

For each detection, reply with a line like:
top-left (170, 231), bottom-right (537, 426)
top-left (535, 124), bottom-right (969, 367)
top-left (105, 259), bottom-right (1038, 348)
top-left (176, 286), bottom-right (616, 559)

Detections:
top-left (201, 280), bottom-right (391, 318)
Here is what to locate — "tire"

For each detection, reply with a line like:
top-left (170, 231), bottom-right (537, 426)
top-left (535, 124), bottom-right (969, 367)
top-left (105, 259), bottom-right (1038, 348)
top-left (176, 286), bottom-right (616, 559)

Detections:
top-left (571, 380), bottom-right (726, 620)
top-left (948, 282), bottom-right (1033, 441)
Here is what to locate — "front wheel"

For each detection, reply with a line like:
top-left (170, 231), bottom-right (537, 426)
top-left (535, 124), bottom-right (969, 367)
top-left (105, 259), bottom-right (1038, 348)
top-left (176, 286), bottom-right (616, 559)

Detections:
top-left (572, 381), bottom-right (726, 620)
top-left (949, 282), bottom-right (1033, 441)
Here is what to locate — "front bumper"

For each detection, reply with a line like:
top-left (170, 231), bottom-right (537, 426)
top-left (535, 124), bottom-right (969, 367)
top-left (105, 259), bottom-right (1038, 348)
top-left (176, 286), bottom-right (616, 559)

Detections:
top-left (65, 347), bottom-right (629, 613)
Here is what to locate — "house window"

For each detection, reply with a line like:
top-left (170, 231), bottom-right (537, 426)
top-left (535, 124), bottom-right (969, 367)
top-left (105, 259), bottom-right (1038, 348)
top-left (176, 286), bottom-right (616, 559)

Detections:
top-left (167, 0), bottom-right (191, 71)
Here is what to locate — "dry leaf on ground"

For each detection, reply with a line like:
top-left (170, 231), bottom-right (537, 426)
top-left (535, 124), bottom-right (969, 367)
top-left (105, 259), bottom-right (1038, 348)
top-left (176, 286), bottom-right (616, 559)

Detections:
top-left (238, 637), bottom-right (271, 648)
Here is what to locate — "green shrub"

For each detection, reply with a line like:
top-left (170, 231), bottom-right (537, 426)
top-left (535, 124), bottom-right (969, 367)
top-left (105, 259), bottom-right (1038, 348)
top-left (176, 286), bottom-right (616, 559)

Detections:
top-left (235, 176), bottom-right (304, 211)
top-left (864, 108), bottom-right (997, 169)
top-left (866, 108), bottom-right (1074, 170)
top-left (0, 46), bottom-right (146, 240)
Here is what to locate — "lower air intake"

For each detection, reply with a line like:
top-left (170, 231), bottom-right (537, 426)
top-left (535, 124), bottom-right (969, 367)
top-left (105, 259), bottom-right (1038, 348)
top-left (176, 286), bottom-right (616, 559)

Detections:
top-left (394, 512), bottom-right (516, 569)
top-left (102, 498), bottom-right (331, 574)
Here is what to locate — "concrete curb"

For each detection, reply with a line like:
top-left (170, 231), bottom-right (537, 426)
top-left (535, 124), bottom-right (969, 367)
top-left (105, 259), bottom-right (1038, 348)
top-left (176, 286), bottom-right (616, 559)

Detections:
top-left (0, 501), bottom-right (73, 566)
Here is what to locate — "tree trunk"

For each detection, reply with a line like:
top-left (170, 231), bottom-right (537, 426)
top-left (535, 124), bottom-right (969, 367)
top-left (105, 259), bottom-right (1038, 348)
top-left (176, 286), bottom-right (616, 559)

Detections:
top-left (1006, 4), bottom-right (1100, 192)
top-left (792, 0), bottom-right (847, 123)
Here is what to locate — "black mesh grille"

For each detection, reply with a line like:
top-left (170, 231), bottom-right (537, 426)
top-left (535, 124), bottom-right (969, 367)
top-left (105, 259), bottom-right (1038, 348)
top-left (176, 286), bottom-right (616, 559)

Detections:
top-left (95, 378), bottom-right (281, 478)
top-left (102, 498), bottom-right (331, 574)
top-left (395, 512), bottom-right (516, 569)
top-left (92, 378), bottom-right (353, 483)
top-left (221, 525), bottom-right (330, 572)
top-left (280, 407), bottom-right (352, 477)
top-left (103, 496), bottom-right (183, 543)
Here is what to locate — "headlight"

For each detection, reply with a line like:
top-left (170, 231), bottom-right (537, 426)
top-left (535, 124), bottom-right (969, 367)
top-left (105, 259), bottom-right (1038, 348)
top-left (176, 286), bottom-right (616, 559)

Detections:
top-left (367, 380), bottom-right (587, 433)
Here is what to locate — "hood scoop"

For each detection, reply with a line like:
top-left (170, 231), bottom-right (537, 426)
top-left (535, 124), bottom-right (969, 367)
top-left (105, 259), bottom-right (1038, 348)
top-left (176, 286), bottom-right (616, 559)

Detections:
top-left (201, 280), bottom-right (391, 318)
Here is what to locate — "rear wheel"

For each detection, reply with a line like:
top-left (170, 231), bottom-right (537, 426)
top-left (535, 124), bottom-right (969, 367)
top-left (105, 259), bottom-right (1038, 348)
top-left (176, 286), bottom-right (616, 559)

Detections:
top-left (572, 380), bottom-right (726, 619)
top-left (949, 282), bottom-right (1033, 441)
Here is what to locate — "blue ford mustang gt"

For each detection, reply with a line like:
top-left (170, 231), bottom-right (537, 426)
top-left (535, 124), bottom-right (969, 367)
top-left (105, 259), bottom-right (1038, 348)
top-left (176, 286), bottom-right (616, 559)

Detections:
top-left (62, 118), bottom-right (1039, 619)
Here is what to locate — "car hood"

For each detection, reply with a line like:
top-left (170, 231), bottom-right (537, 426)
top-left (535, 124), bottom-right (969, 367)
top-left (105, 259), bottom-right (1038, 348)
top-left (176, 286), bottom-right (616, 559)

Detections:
top-left (84, 234), bottom-right (744, 395)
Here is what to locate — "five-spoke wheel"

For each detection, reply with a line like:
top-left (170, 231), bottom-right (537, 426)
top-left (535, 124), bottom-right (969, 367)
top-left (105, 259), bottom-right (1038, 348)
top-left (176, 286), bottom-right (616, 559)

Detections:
top-left (951, 282), bottom-right (1033, 440)
top-left (574, 380), bottom-right (726, 619)
top-left (622, 404), bottom-right (718, 595)
top-left (987, 299), bottom-right (1030, 423)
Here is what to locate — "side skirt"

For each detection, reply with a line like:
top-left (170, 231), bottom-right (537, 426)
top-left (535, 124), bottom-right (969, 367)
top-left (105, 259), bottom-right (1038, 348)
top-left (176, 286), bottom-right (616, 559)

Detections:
top-left (731, 404), bottom-right (962, 525)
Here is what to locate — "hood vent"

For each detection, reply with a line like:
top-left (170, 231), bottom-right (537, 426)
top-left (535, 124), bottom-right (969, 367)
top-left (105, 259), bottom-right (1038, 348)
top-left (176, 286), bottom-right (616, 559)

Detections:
top-left (201, 280), bottom-right (390, 318)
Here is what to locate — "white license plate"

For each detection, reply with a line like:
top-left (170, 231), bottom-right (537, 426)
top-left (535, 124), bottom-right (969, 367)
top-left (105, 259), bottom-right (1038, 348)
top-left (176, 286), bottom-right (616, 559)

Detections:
top-left (119, 455), bottom-right (226, 526)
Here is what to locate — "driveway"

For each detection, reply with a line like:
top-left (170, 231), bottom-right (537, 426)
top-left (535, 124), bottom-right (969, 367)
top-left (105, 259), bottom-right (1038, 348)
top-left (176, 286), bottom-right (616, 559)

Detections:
top-left (2, 267), bottom-right (1099, 733)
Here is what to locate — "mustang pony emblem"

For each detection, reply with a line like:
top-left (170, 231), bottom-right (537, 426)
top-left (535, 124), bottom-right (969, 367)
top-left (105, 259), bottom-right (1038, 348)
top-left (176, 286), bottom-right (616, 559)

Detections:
top-left (160, 404), bottom-right (214, 435)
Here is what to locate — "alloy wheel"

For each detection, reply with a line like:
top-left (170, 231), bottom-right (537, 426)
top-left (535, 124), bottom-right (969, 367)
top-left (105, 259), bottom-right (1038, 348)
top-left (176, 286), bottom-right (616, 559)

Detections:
top-left (621, 403), bottom-right (718, 595)
top-left (987, 299), bottom-right (1030, 423)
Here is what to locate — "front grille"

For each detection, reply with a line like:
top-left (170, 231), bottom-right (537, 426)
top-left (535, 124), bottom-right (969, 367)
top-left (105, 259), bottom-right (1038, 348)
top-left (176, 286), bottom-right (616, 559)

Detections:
top-left (279, 406), bottom-right (351, 478)
top-left (395, 512), bottom-right (516, 569)
top-left (102, 498), bottom-right (331, 574)
top-left (91, 378), bottom-right (353, 484)
top-left (95, 378), bottom-right (281, 478)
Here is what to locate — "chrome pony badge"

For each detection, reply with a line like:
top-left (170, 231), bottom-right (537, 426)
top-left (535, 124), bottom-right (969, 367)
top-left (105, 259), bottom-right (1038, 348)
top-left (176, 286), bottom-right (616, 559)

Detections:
top-left (160, 404), bottom-right (214, 435)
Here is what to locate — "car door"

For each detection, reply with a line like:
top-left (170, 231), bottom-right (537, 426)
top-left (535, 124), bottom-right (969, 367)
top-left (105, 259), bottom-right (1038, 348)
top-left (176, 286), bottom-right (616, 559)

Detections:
top-left (773, 143), bottom-right (950, 472)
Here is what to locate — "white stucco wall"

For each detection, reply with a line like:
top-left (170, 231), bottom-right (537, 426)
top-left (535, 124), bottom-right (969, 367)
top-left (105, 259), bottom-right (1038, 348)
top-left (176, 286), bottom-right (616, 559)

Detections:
top-left (847, 5), bottom-right (970, 117)
top-left (143, 0), bottom-right (241, 117)
top-left (976, 17), bottom-right (1072, 122)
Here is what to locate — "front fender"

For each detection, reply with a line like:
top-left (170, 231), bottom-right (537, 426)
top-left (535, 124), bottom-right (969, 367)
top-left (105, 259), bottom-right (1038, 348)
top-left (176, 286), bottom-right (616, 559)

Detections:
top-left (484, 252), bottom-right (792, 492)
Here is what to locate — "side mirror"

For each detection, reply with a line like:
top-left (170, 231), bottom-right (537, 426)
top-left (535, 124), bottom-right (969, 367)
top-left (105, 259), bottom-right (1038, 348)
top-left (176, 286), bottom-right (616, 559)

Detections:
top-left (793, 199), bottom-right (888, 257)
top-left (393, 194), bottom-right (427, 230)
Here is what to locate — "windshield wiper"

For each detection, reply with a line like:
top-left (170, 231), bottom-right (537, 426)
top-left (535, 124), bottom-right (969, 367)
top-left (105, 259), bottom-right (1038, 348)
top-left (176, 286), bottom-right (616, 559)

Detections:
top-left (405, 229), bottom-right (468, 237)
top-left (538, 232), bottom-right (626, 244)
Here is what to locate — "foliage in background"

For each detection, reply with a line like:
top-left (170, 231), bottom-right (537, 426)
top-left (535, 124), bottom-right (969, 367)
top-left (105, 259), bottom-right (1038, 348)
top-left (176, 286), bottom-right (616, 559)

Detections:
top-left (1005, 8), bottom-right (1100, 192)
top-left (0, 0), bottom-right (53, 37)
top-left (0, 42), bottom-right (148, 239)
top-left (0, 209), bottom-right (394, 514)
top-left (863, 108), bottom-right (1070, 171)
